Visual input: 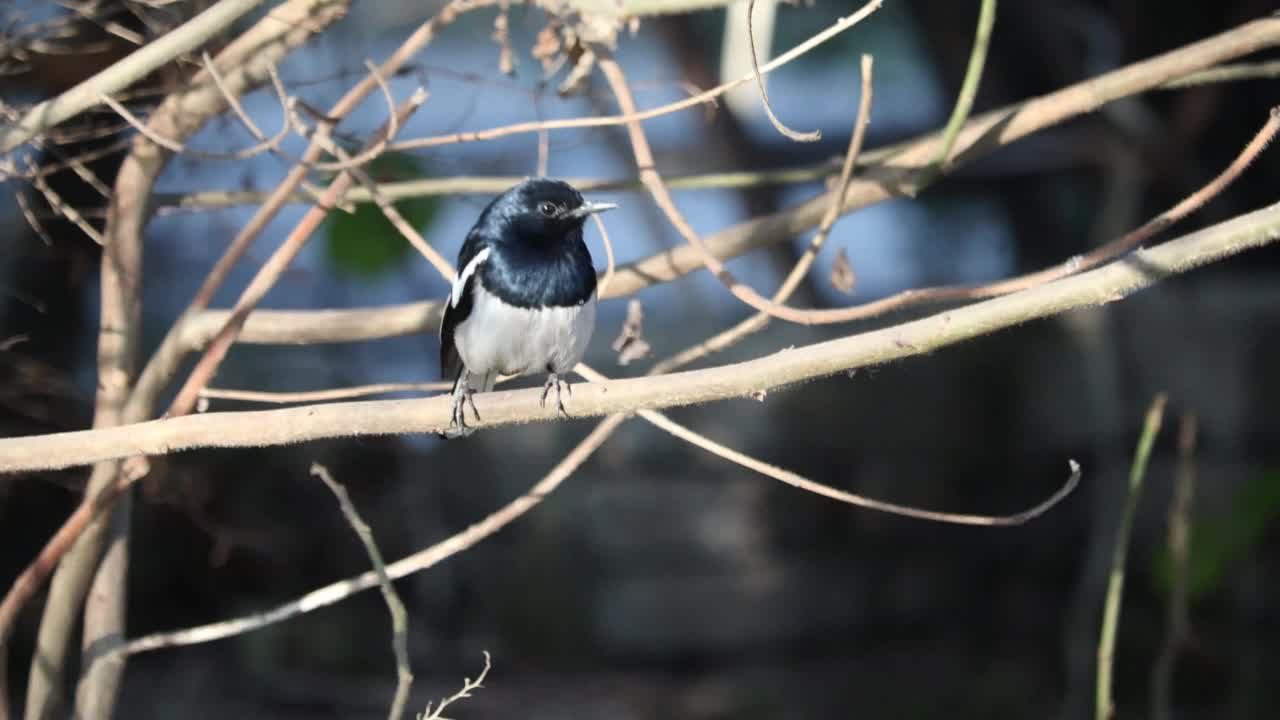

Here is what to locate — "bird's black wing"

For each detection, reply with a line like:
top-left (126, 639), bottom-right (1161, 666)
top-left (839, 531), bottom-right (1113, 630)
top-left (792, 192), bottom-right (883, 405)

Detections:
top-left (439, 233), bottom-right (488, 385)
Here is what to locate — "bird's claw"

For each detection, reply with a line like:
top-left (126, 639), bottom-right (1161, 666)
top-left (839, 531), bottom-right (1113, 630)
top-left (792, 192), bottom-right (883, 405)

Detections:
top-left (447, 386), bottom-right (480, 436)
top-left (540, 373), bottom-right (571, 419)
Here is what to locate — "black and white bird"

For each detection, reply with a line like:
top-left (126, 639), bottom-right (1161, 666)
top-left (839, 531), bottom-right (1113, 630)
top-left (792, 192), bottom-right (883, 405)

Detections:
top-left (439, 178), bottom-right (616, 438)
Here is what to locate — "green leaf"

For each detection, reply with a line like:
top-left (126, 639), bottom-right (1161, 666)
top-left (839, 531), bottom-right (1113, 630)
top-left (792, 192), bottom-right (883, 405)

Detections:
top-left (1152, 470), bottom-right (1280, 603)
top-left (324, 152), bottom-right (439, 278)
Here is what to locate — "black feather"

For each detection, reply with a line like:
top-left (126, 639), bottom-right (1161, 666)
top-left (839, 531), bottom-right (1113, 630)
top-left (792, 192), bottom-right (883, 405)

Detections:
top-left (438, 232), bottom-right (485, 382)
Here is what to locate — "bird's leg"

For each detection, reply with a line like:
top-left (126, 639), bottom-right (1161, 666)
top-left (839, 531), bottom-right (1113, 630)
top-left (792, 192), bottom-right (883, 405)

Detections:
top-left (466, 390), bottom-right (480, 421)
top-left (540, 371), bottom-right (571, 419)
top-left (449, 373), bottom-right (479, 434)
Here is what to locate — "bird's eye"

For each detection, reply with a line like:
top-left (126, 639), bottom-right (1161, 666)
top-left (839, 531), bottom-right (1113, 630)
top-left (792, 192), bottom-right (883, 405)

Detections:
top-left (537, 201), bottom-right (559, 217)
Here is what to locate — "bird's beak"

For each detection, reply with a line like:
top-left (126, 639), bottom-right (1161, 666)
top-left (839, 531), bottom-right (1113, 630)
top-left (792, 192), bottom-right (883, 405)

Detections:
top-left (569, 201), bottom-right (618, 219)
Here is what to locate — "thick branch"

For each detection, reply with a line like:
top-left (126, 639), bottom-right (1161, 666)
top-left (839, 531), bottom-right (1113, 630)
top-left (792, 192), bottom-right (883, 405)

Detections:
top-left (0, 0), bottom-right (271, 154)
top-left (1, 200), bottom-right (1278, 474)
top-left (14, 5), bottom-right (353, 719)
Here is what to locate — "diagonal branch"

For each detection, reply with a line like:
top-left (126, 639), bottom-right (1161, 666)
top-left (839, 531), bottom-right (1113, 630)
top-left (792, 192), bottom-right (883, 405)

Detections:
top-left (162, 90), bottom-right (428, 422)
top-left (652, 53), bottom-right (875, 375)
top-left (917, 0), bottom-right (997, 188)
top-left (311, 463), bottom-right (412, 720)
top-left (119, 417), bottom-right (626, 657)
top-left (1, 199), bottom-right (1278, 475)
top-left (128, 0), bottom-right (488, 429)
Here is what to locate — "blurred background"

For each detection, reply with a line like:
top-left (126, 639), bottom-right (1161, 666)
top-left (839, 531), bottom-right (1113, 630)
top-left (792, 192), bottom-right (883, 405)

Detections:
top-left (2, 0), bottom-right (1279, 717)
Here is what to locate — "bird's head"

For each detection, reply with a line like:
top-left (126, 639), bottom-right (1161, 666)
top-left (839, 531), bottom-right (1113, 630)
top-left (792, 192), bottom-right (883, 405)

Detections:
top-left (485, 178), bottom-right (617, 249)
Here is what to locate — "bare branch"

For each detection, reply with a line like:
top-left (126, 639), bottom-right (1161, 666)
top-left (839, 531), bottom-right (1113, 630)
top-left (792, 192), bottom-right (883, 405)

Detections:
top-left (418, 653), bottom-right (491, 720)
top-left (0, 0), bottom-right (274, 153)
top-left (1161, 59), bottom-right (1280, 88)
top-left (589, 212), bottom-right (617, 298)
top-left (151, 165), bottom-right (846, 211)
top-left (201, 382), bottom-right (453, 404)
top-left (98, 92), bottom-right (291, 160)
top-left (1150, 412), bottom-right (1197, 720)
top-left (917, 0), bottom-right (997, 187)
top-left (28, 164), bottom-right (105, 244)
top-left (651, 52), bottom-right (875, 375)
top-left (163, 89), bottom-right (426, 425)
top-left (1097, 394), bottom-right (1168, 720)
top-left (745, 0), bottom-right (831, 142)
top-left (1, 200), bottom-right (1278, 475)
top-left (119, 417), bottom-right (625, 656)
top-left (645, 407), bottom-right (1081, 525)
top-left (311, 463), bottom-right (412, 720)
top-left (704, 103), bottom-right (1280, 327)
top-left (571, 365), bottom-right (1082, 526)
top-left (388, 0), bottom-right (885, 152)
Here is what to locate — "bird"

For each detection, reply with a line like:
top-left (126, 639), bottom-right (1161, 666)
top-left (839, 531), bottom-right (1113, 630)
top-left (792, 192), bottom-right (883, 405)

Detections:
top-left (439, 178), bottom-right (617, 438)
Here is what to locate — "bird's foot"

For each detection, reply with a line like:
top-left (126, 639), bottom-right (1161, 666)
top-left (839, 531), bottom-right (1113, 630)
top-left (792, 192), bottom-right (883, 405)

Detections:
top-left (540, 373), bottom-right (572, 419)
top-left (446, 386), bottom-right (480, 437)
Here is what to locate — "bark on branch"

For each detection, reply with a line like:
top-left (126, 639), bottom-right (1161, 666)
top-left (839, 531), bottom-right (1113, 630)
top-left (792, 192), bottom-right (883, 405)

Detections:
top-left (1, 199), bottom-right (1278, 474)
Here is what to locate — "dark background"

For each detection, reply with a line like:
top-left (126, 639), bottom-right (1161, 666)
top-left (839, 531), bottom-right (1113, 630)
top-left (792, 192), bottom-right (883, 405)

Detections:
top-left (3, 0), bottom-right (1279, 717)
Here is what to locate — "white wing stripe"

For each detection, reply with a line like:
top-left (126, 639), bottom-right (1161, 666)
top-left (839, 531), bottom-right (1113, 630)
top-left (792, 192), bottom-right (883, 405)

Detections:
top-left (451, 246), bottom-right (491, 308)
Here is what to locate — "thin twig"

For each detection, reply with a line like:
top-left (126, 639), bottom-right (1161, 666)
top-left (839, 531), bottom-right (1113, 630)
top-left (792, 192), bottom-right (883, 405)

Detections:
top-left (726, 104), bottom-right (1280, 326)
top-left (536, 128), bottom-right (550, 176)
top-left (28, 164), bottom-right (105, 244)
top-left (98, 92), bottom-right (288, 160)
top-left (318, 114), bottom-right (458, 281)
top-left (311, 463), bottom-right (412, 720)
top-left (119, 417), bottom-right (625, 656)
top-left (1150, 412), bottom-right (1197, 720)
top-left (14, 191), bottom-right (55, 245)
top-left (200, 51), bottom-right (296, 160)
top-left (418, 652), bottom-right (491, 720)
top-left (1097, 393), bottom-right (1168, 720)
top-left (164, 90), bottom-right (427, 421)
top-left (651, 53), bottom-right (874, 375)
top-left (143, 56), bottom-right (1280, 214)
top-left (295, 60), bottom-right (403, 173)
top-left (590, 212), bottom-right (617, 298)
top-left (574, 364), bottom-right (1081, 526)
top-left (1161, 59), bottom-right (1280, 88)
top-left (201, 382), bottom-right (453, 404)
top-left (917, 0), bottom-right (997, 188)
top-left (388, 0), bottom-right (885, 152)
top-left (746, 0), bottom-right (823, 142)
top-left (651, 409), bottom-right (1081, 525)
top-left (152, 163), bottom-right (845, 211)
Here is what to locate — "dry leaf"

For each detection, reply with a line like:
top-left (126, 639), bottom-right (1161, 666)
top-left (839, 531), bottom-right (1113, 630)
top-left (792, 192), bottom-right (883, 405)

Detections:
top-left (830, 247), bottom-right (856, 294)
top-left (612, 299), bottom-right (651, 366)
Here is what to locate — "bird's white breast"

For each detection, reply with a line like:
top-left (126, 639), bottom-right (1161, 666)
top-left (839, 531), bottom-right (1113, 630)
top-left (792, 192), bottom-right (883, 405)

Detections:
top-left (455, 282), bottom-right (596, 379)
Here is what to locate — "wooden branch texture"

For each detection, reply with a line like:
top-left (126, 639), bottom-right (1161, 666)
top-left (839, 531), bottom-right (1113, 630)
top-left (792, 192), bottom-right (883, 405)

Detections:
top-left (3, 200), bottom-right (1279, 474)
